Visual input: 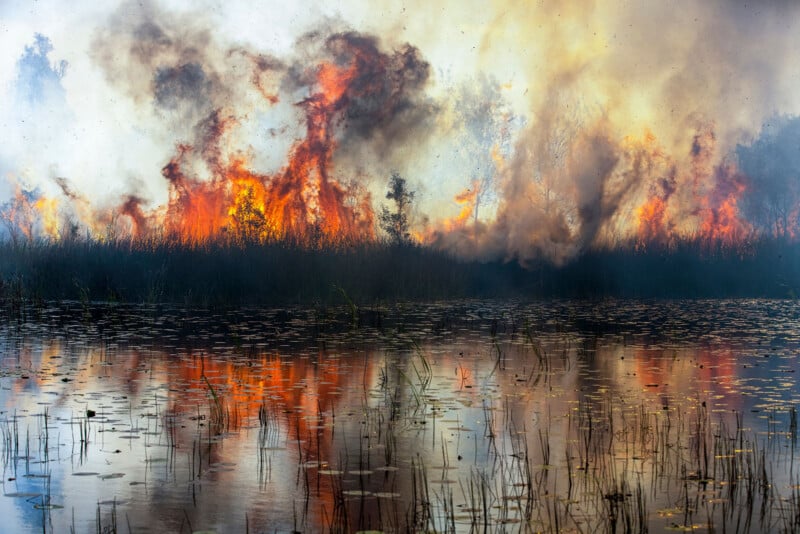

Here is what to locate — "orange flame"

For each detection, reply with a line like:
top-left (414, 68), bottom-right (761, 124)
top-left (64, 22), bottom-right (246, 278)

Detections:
top-left (0, 186), bottom-right (56, 243)
top-left (34, 196), bottom-right (60, 239)
top-left (158, 56), bottom-right (374, 247)
top-left (698, 164), bottom-right (751, 244)
top-left (636, 195), bottom-right (668, 246)
top-left (631, 126), bottom-right (751, 250)
top-left (163, 144), bottom-right (230, 244)
top-left (441, 182), bottom-right (480, 233)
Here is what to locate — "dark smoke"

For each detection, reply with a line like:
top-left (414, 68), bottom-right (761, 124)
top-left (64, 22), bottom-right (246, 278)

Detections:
top-left (119, 195), bottom-right (149, 237)
top-left (53, 176), bottom-right (80, 200)
top-left (92, 0), bottom-right (225, 121)
top-left (327, 33), bottom-right (431, 138)
top-left (92, 2), bottom-right (435, 189)
top-left (194, 110), bottom-right (233, 171)
top-left (281, 29), bottom-right (436, 160)
top-left (154, 63), bottom-right (211, 110)
top-left (569, 132), bottom-right (619, 249)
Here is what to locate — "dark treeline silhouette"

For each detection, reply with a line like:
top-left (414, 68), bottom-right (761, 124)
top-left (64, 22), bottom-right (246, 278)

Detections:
top-left (0, 237), bottom-right (799, 307)
top-left (0, 240), bottom-right (506, 307)
top-left (548, 239), bottom-right (800, 298)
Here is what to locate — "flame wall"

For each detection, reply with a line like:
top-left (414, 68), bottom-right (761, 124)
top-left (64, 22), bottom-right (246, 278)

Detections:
top-left (2, 0), bottom-right (800, 261)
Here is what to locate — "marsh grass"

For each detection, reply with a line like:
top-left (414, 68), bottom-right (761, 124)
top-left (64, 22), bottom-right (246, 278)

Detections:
top-left (1, 236), bottom-right (800, 308)
top-left (201, 374), bottom-right (226, 434)
top-left (2, 301), bottom-right (800, 532)
top-left (315, 324), bottom-right (800, 533)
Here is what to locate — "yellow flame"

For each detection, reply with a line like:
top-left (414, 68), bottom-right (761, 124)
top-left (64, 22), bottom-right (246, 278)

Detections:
top-left (34, 197), bottom-right (60, 240)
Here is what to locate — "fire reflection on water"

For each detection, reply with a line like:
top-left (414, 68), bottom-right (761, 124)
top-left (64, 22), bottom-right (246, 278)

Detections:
top-left (0, 302), bottom-right (798, 532)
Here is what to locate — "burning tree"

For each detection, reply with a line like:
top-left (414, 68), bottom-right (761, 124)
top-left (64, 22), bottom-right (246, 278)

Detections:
top-left (0, 188), bottom-right (43, 246)
top-left (455, 75), bottom-right (515, 223)
top-left (149, 31), bottom-right (429, 248)
top-left (228, 184), bottom-right (267, 244)
top-left (379, 172), bottom-right (414, 245)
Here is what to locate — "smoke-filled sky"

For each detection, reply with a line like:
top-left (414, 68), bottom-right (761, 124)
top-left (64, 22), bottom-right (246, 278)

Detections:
top-left (2, 0), bottom-right (800, 262)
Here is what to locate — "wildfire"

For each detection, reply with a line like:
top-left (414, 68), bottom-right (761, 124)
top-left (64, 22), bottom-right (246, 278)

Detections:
top-left (698, 165), bottom-right (751, 245)
top-left (0, 19), bottom-right (787, 261)
top-left (631, 126), bottom-right (751, 250)
top-left (441, 182), bottom-right (479, 233)
top-left (636, 195), bottom-right (668, 246)
top-left (2, 31), bottom-right (428, 249)
top-left (700, 196), bottom-right (748, 243)
top-left (156, 38), bottom-right (384, 247)
top-left (34, 196), bottom-right (59, 239)
top-left (0, 186), bottom-right (53, 243)
top-left (162, 145), bottom-right (223, 244)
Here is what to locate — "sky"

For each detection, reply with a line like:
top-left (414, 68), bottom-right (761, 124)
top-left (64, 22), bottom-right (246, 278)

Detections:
top-left (2, 0), bottom-right (800, 262)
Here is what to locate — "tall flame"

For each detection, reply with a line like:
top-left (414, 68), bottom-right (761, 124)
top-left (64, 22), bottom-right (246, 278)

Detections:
top-left (636, 196), bottom-right (669, 247)
top-left (441, 182), bottom-right (479, 233)
top-left (629, 126), bottom-right (752, 250)
top-left (0, 16), bottom-right (793, 262)
top-left (158, 50), bottom-right (375, 246)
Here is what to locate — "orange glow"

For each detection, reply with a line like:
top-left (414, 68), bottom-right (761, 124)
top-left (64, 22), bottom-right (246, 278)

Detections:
top-left (316, 61), bottom-right (357, 106)
top-left (416, 181), bottom-right (481, 245)
top-left (34, 196), bottom-right (60, 239)
top-left (627, 126), bottom-right (751, 250)
top-left (162, 144), bottom-right (230, 244)
top-left (787, 205), bottom-right (800, 240)
top-left (627, 345), bottom-right (742, 411)
top-left (699, 182), bottom-right (751, 245)
top-left (159, 351), bottom-right (361, 528)
top-left (490, 144), bottom-right (505, 170)
top-left (1, 186), bottom-right (40, 243)
top-left (441, 182), bottom-right (479, 233)
top-left (158, 56), bottom-right (374, 247)
top-left (636, 195), bottom-right (668, 246)
top-left (622, 130), bottom-right (675, 248)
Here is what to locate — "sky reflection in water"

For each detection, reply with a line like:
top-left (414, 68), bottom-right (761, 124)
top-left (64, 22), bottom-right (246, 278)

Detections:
top-left (1, 300), bottom-right (799, 532)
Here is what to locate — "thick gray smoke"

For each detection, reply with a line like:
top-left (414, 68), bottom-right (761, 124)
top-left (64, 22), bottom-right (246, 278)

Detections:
top-left (425, 0), bottom-right (800, 264)
top-left (4, 0), bottom-right (800, 261)
top-left (89, 1), bottom-right (435, 201)
top-left (736, 116), bottom-right (800, 239)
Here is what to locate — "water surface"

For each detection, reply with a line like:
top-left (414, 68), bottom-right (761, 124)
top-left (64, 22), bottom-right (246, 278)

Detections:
top-left (1, 300), bottom-right (799, 532)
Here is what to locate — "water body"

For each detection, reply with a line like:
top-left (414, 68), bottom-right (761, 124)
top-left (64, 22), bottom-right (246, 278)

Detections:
top-left (1, 300), bottom-right (799, 533)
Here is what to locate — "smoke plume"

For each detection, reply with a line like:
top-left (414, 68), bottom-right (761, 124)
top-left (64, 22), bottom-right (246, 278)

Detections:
top-left (3, 0), bottom-right (800, 262)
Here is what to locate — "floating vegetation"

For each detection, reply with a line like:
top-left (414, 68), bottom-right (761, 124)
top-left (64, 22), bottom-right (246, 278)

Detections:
top-left (0, 300), bottom-right (799, 532)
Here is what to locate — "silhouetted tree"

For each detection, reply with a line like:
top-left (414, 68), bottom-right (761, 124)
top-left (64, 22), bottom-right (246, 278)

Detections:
top-left (229, 185), bottom-right (266, 243)
top-left (15, 33), bottom-right (67, 105)
top-left (0, 190), bottom-right (37, 246)
top-left (379, 172), bottom-right (414, 244)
